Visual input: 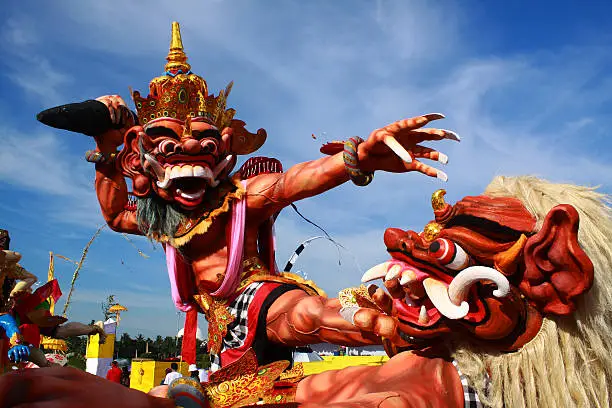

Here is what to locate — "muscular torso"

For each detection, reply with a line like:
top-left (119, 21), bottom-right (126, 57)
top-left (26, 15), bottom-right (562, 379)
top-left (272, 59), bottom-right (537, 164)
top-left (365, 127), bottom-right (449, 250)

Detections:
top-left (179, 208), bottom-right (264, 294)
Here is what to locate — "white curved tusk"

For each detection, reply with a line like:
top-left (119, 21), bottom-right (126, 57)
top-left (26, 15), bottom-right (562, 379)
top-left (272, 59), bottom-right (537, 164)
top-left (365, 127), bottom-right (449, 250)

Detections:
top-left (213, 155), bottom-right (233, 179)
top-left (448, 266), bottom-right (510, 306)
top-left (422, 277), bottom-right (470, 320)
top-left (361, 261), bottom-right (392, 283)
top-left (383, 136), bottom-right (412, 163)
top-left (156, 167), bottom-right (172, 190)
top-left (144, 153), bottom-right (166, 181)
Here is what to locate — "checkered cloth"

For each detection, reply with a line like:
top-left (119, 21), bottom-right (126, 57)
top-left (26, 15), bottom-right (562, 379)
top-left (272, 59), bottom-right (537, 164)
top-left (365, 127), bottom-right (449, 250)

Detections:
top-left (210, 282), bottom-right (264, 371)
top-left (452, 360), bottom-right (484, 407)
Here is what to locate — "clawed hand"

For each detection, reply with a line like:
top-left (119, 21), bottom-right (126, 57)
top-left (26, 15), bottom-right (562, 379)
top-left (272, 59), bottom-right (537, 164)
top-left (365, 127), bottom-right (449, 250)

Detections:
top-left (95, 95), bottom-right (134, 128)
top-left (94, 95), bottom-right (135, 149)
top-left (8, 344), bottom-right (30, 363)
top-left (358, 113), bottom-right (460, 182)
top-left (345, 286), bottom-right (412, 348)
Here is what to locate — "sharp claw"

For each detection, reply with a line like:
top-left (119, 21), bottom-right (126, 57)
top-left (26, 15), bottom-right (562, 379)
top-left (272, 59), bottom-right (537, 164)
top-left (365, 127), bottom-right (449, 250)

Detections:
top-left (436, 170), bottom-right (448, 182)
top-left (424, 113), bottom-right (445, 120)
top-left (383, 135), bottom-right (412, 163)
top-left (438, 152), bottom-right (448, 165)
top-left (435, 129), bottom-right (460, 142)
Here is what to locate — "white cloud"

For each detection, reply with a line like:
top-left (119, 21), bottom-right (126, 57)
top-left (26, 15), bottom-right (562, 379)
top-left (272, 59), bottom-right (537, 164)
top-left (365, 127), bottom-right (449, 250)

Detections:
top-left (0, 124), bottom-right (103, 227)
top-left (0, 128), bottom-right (90, 196)
top-left (1, 16), bottom-right (72, 107)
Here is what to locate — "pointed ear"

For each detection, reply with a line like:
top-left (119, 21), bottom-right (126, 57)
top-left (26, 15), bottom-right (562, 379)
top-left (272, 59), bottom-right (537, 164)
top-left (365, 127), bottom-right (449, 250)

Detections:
top-left (115, 126), bottom-right (152, 197)
top-left (227, 119), bottom-right (267, 155)
top-left (521, 204), bottom-right (594, 316)
top-left (220, 127), bottom-right (232, 153)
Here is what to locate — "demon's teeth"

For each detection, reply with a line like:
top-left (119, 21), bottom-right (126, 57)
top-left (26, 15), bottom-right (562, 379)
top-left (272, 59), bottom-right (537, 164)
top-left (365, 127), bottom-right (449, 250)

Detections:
top-left (193, 165), bottom-right (206, 177)
top-left (385, 265), bottom-right (402, 281)
top-left (399, 270), bottom-right (417, 286)
top-left (418, 305), bottom-right (429, 324)
top-left (361, 261), bottom-right (392, 283)
top-left (179, 165), bottom-right (193, 177)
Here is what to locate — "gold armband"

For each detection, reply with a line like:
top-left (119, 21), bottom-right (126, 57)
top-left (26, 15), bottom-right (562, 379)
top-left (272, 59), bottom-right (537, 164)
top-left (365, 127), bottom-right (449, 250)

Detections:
top-left (339, 285), bottom-right (380, 310)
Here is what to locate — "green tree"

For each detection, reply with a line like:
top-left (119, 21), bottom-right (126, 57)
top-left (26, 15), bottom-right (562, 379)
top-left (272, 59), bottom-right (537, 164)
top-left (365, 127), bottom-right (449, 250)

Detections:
top-left (67, 354), bottom-right (86, 370)
top-left (101, 294), bottom-right (117, 320)
top-left (65, 336), bottom-right (87, 357)
top-left (116, 332), bottom-right (135, 359)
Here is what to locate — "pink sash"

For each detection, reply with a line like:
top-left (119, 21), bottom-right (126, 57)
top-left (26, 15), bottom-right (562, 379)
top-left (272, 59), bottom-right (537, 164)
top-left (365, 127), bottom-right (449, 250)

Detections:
top-left (165, 182), bottom-right (247, 310)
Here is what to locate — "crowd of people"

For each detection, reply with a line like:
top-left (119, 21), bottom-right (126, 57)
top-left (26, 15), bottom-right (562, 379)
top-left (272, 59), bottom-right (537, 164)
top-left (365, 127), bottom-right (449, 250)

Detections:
top-left (105, 360), bottom-right (131, 386)
top-left (106, 360), bottom-right (209, 388)
top-left (161, 362), bottom-right (208, 385)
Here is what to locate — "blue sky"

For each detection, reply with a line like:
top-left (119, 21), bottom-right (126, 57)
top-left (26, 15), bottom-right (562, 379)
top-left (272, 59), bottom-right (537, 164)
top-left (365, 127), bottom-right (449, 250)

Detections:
top-left (0, 0), bottom-right (610, 339)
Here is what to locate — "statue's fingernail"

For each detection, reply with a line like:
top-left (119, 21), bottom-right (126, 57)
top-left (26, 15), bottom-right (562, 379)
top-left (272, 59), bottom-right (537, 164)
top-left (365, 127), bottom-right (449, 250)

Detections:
top-left (437, 170), bottom-right (448, 182)
top-left (424, 113), bottom-right (445, 120)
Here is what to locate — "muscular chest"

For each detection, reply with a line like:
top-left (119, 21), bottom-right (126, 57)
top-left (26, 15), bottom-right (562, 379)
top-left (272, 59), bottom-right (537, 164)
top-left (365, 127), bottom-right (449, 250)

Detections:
top-left (181, 215), bottom-right (228, 261)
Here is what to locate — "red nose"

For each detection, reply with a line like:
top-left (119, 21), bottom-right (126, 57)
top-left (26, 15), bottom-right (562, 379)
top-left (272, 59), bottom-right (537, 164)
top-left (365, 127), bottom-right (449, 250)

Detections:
top-left (181, 138), bottom-right (201, 154)
top-left (384, 228), bottom-right (405, 249)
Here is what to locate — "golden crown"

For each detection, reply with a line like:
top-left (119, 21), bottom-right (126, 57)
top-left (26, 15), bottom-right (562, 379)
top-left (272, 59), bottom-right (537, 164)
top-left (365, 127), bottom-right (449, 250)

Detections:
top-left (131, 22), bottom-right (236, 129)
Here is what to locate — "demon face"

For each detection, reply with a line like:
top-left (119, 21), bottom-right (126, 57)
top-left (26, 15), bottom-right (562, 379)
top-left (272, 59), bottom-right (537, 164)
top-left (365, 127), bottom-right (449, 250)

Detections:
top-left (118, 117), bottom-right (235, 211)
top-left (364, 191), bottom-right (594, 351)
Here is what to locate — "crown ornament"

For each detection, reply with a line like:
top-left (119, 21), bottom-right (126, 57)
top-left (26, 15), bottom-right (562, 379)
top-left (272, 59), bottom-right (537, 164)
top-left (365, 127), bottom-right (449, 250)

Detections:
top-left (131, 22), bottom-right (236, 129)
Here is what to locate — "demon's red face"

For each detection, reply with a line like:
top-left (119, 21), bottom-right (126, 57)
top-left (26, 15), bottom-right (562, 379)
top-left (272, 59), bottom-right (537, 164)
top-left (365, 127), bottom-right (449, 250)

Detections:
top-left (117, 118), bottom-right (235, 211)
top-left (365, 192), bottom-right (594, 352)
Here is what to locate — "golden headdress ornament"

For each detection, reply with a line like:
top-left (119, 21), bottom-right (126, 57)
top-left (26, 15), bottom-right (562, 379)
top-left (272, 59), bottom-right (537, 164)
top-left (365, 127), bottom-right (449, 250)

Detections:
top-left (131, 22), bottom-right (236, 130)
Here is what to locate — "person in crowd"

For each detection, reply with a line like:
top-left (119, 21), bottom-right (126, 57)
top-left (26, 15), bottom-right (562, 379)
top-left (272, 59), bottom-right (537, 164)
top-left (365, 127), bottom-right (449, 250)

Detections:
top-left (160, 367), bottom-right (172, 385)
top-left (120, 366), bottom-right (130, 387)
top-left (189, 364), bottom-right (199, 380)
top-left (163, 362), bottom-right (182, 385)
top-left (106, 361), bottom-right (122, 383)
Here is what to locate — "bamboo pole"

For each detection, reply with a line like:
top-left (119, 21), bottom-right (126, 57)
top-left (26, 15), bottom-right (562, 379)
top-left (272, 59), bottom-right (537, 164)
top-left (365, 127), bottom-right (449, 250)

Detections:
top-left (62, 225), bottom-right (106, 317)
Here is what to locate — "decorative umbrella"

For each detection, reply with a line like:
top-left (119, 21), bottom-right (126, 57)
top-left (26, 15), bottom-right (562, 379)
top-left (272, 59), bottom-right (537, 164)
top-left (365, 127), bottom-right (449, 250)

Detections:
top-left (109, 304), bottom-right (128, 325)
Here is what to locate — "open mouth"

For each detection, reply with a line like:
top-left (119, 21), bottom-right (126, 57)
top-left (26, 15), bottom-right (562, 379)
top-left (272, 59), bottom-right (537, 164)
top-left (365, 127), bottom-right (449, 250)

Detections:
top-left (153, 163), bottom-right (218, 208)
top-left (362, 250), bottom-right (512, 333)
top-left (144, 153), bottom-right (235, 209)
top-left (362, 258), bottom-right (471, 328)
top-left (173, 177), bottom-right (209, 205)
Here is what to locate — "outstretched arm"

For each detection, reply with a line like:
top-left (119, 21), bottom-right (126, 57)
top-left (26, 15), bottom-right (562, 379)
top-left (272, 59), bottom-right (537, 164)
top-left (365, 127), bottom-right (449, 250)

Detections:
top-left (246, 153), bottom-right (348, 219)
top-left (246, 114), bottom-right (459, 219)
top-left (265, 290), bottom-right (404, 347)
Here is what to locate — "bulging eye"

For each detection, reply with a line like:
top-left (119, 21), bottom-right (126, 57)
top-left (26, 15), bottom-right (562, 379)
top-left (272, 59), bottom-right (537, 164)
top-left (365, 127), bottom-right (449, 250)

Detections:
top-left (200, 139), bottom-right (218, 155)
top-left (159, 139), bottom-right (179, 154)
top-left (429, 238), bottom-right (471, 271)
